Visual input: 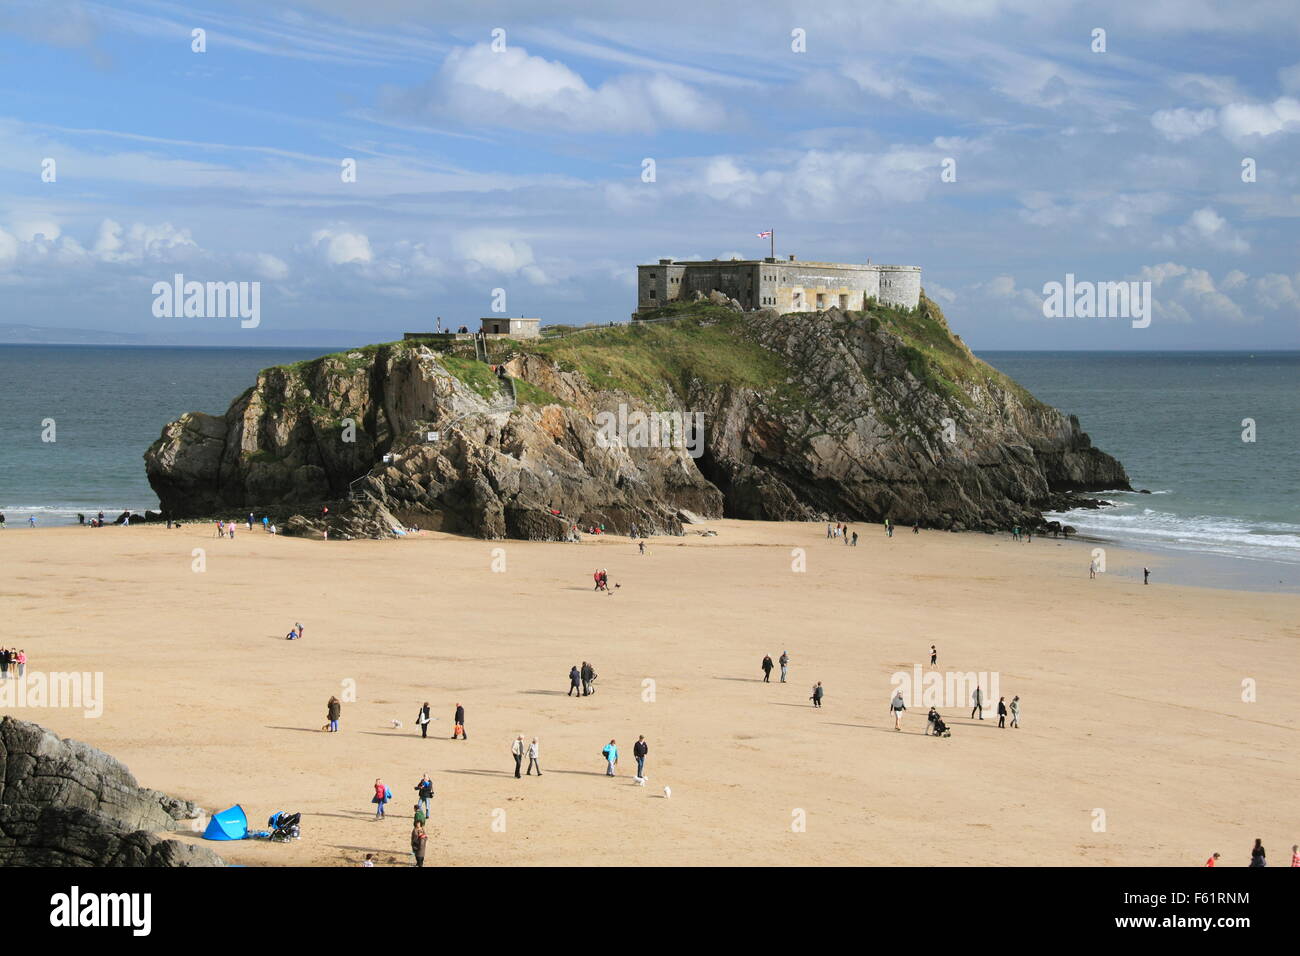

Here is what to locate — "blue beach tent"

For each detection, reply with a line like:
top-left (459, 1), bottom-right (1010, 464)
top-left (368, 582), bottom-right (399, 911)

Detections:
top-left (203, 804), bottom-right (249, 841)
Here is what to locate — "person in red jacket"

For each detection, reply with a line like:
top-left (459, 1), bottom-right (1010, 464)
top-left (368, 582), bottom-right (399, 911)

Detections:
top-left (1205, 852), bottom-right (1220, 866)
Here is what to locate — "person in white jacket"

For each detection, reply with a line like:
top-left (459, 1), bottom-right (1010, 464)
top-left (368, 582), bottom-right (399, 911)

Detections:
top-left (526, 737), bottom-right (542, 776)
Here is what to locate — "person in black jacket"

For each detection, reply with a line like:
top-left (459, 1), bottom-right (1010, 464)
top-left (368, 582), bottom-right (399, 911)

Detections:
top-left (417, 701), bottom-right (432, 738)
top-left (633, 735), bottom-right (649, 779)
top-left (581, 661), bottom-right (595, 696)
top-left (997, 696), bottom-right (1008, 728)
top-left (761, 655), bottom-right (774, 682)
top-left (568, 665), bottom-right (582, 697)
top-left (453, 703), bottom-right (466, 739)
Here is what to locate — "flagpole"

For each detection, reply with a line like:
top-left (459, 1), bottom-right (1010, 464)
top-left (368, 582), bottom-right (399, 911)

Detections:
top-left (770, 229), bottom-right (775, 260)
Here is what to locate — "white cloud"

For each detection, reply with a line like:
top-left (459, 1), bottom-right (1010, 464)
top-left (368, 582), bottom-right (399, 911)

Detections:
top-left (1218, 96), bottom-right (1300, 140)
top-left (1150, 107), bottom-right (1217, 141)
top-left (311, 229), bottom-right (373, 265)
top-left (397, 43), bottom-right (726, 133)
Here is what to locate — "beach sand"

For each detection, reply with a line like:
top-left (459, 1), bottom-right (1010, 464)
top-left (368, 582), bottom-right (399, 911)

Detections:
top-left (2, 520), bottom-right (1296, 867)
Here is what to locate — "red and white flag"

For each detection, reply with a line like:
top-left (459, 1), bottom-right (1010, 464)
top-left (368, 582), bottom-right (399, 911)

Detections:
top-left (756, 231), bottom-right (772, 238)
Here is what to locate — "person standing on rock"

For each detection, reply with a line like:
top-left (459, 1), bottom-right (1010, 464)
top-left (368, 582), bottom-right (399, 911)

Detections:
top-left (512, 734), bottom-right (525, 778)
top-left (416, 701), bottom-right (432, 738)
top-left (568, 665), bottom-right (582, 696)
top-left (761, 655), bottom-right (774, 683)
top-left (327, 695), bottom-right (341, 732)
top-left (453, 703), bottom-right (466, 739)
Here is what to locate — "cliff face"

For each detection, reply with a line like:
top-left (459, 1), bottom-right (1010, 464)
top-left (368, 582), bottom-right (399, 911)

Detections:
top-left (144, 299), bottom-right (1128, 538)
top-left (0, 717), bottom-right (223, 866)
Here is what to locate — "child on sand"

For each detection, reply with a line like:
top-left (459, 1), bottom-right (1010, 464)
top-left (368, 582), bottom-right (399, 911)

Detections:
top-left (603, 739), bottom-right (619, 776)
top-left (372, 778), bottom-right (391, 819)
top-left (411, 821), bottom-right (427, 867)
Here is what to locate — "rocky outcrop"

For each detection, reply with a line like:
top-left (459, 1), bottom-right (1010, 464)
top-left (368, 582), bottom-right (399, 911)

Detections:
top-left (0, 717), bottom-right (223, 867)
top-left (144, 300), bottom-right (1128, 539)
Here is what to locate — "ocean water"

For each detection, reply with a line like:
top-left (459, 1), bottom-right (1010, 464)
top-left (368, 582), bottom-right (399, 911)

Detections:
top-left (1, 346), bottom-right (1296, 583)
top-left (0, 345), bottom-right (324, 523)
top-left (980, 351), bottom-right (1299, 581)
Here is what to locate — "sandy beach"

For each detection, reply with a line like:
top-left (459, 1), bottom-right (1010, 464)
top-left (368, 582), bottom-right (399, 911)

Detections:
top-left (1, 519), bottom-right (1295, 867)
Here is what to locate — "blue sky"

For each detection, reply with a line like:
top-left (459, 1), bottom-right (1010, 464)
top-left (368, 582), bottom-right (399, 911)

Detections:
top-left (1, 0), bottom-right (1297, 348)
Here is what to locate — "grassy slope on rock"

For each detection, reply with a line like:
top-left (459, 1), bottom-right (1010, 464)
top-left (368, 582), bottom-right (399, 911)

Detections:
top-left (251, 296), bottom-right (1044, 420)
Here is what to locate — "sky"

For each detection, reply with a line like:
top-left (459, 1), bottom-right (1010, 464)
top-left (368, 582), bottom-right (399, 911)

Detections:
top-left (0, 0), bottom-right (1297, 348)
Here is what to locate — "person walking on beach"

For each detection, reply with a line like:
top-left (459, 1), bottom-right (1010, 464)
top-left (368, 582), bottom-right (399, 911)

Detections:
top-left (512, 735), bottom-right (525, 778)
top-left (15, 649), bottom-right (25, 678)
top-left (1205, 852), bottom-right (1220, 867)
top-left (1089, 558), bottom-right (1097, 579)
top-left (971, 685), bottom-right (984, 720)
top-left (997, 696), bottom-right (1007, 728)
top-left (0, 648), bottom-right (9, 681)
top-left (262, 515), bottom-right (269, 532)
top-left (891, 691), bottom-right (907, 731)
top-left (1009, 695), bottom-right (1020, 728)
top-left (327, 695), bottom-right (341, 732)
top-left (453, 703), bottom-right (466, 739)
top-left (761, 655), bottom-right (774, 683)
top-left (411, 821), bottom-right (428, 867)
top-left (247, 512), bottom-right (254, 531)
top-left (1250, 839), bottom-right (1266, 867)
top-left (416, 701), bottom-right (431, 738)
top-left (527, 737), bottom-right (542, 776)
top-left (639, 540), bottom-right (646, 555)
top-left (779, 650), bottom-right (789, 683)
top-left (1143, 566), bottom-right (1150, 585)
top-left (581, 661), bottom-right (595, 696)
top-left (568, 665), bottom-right (582, 696)
top-left (851, 531), bottom-right (858, 547)
top-left (415, 774), bottom-right (433, 817)
top-left (633, 735), bottom-right (648, 779)
top-left (930, 644), bottom-right (937, 666)
top-left (811, 681), bottom-right (824, 708)
top-left (372, 778), bottom-right (391, 819)
top-left (603, 739), bottom-right (619, 776)
top-left (1291, 844), bottom-right (1299, 867)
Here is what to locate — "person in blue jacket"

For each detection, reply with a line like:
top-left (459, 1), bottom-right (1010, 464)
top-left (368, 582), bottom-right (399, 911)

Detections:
top-left (602, 739), bottom-right (619, 776)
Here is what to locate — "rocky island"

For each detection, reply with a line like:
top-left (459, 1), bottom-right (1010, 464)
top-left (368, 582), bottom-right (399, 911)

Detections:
top-left (144, 297), bottom-right (1128, 540)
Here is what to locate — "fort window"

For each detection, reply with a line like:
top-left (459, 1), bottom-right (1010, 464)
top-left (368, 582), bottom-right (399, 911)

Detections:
top-left (839, 294), bottom-right (849, 309)
top-left (649, 289), bottom-right (656, 298)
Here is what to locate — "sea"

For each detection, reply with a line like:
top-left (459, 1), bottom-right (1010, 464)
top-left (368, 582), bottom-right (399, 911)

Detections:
top-left (1, 346), bottom-right (1296, 590)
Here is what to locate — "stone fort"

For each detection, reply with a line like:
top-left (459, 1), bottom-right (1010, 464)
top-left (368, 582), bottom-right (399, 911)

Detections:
top-left (635, 254), bottom-right (921, 318)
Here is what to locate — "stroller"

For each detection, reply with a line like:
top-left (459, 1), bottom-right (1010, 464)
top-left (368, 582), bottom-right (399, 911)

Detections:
top-left (927, 710), bottom-right (952, 738)
top-left (268, 811), bottom-right (302, 842)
